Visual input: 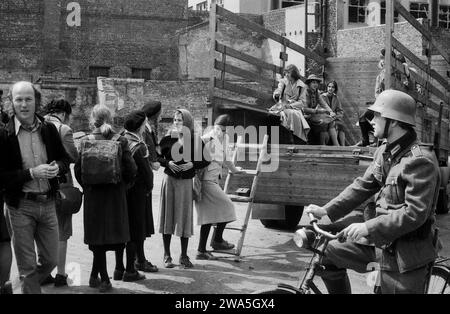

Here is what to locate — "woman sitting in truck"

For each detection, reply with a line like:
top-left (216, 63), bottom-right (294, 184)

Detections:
top-left (299, 74), bottom-right (336, 145)
top-left (271, 64), bottom-right (310, 144)
top-left (321, 80), bottom-right (344, 146)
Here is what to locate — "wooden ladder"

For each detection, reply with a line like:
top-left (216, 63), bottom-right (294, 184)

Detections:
top-left (211, 134), bottom-right (269, 257)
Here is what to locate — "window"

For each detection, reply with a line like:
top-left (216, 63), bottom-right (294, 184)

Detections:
top-left (409, 2), bottom-right (429, 19)
top-left (131, 68), bottom-right (152, 80)
top-left (439, 5), bottom-right (450, 29)
top-left (89, 66), bottom-right (110, 78)
top-left (281, 0), bottom-right (304, 9)
top-left (349, 0), bottom-right (368, 23)
top-left (196, 1), bottom-right (208, 11)
top-left (380, 1), bottom-right (399, 25)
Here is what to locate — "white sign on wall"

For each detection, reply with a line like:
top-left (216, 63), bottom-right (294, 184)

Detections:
top-left (66, 2), bottom-right (81, 27)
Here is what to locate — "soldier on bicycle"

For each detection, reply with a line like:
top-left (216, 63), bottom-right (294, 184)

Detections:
top-left (306, 89), bottom-right (441, 294)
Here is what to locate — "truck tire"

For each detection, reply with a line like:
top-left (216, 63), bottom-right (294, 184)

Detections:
top-left (260, 206), bottom-right (304, 230)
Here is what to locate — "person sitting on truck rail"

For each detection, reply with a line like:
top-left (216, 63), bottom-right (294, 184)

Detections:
top-left (271, 64), bottom-right (310, 144)
top-left (321, 81), bottom-right (344, 146)
top-left (299, 74), bottom-right (336, 145)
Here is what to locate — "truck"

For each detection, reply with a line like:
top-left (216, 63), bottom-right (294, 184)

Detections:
top-left (207, 0), bottom-right (450, 229)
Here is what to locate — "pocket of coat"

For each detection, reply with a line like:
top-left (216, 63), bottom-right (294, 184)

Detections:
top-left (383, 176), bottom-right (401, 204)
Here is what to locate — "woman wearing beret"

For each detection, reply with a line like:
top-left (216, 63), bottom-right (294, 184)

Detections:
top-left (299, 74), bottom-right (337, 145)
top-left (124, 100), bottom-right (163, 273)
top-left (114, 110), bottom-right (151, 282)
top-left (158, 109), bottom-right (209, 269)
top-left (195, 115), bottom-right (244, 260)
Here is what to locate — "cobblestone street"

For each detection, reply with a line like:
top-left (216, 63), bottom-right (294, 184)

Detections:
top-left (8, 168), bottom-right (450, 294)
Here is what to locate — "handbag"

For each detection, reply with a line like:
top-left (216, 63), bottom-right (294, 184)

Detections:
top-left (56, 183), bottom-right (83, 215)
top-left (193, 168), bottom-right (206, 202)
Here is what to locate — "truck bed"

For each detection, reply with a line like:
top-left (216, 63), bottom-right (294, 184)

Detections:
top-left (224, 145), bottom-right (376, 207)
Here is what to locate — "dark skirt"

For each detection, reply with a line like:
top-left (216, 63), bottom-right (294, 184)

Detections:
top-left (83, 183), bottom-right (130, 246)
top-left (126, 184), bottom-right (155, 242)
top-left (0, 196), bottom-right (11, 243)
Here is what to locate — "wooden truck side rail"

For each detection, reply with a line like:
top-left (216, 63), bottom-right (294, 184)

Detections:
top-left (386, 0), bottom-right (450, 165)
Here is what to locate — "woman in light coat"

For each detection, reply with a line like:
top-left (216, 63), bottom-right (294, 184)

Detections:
top-left (195, 115), bottom-right (244, 260)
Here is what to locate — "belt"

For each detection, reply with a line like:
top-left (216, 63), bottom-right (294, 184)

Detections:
top-left (21, 191), bottom-right (55, 202)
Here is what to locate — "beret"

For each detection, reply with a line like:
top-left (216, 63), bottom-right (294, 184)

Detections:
top-left (142, 100), bottom-right (162, 118)
top-left (124, 110), bottom-right (146, 132)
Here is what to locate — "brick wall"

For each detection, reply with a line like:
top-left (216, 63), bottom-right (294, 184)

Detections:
top-left (262, 8), bottom-right (285, 35)
top-left (0, 0), bottom-right (45, 80)
top-left (337, 21), bottom-right (423, 58)
top-left (179, 17), bottom-right (265, 80)
top-left (0, 0), bottom-right (188, 81)
top-left (36, 79), bottom-right (210, 136)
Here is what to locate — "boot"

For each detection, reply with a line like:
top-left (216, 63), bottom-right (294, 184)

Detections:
top-left (322, 275), bottom-right (352, 294)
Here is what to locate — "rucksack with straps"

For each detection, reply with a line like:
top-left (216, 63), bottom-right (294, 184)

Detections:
top-left (80, 133), bottom-right (123, 185)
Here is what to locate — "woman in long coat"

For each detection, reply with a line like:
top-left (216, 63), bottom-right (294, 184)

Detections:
top-left (74, 104), bottom-right (137, 292)
top-left (158, 109), bottom-right (209, 269)
top-left (271, 64), bottom-right (309, 144)
top-left (321, 81), bottom-right (345, 146)
top-left (113, 110), bottom-right (152, 282)
top-left (195, 114), bottom-right (244, 260)
top-left (126, 100), bottom-right (162, 273)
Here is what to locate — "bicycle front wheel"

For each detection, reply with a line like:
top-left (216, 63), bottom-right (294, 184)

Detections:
top-left (427, 266), bottom-right (450, 294)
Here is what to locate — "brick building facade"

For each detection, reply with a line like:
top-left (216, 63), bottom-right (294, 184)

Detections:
top-left (0, 0), bottom-right (188, 83)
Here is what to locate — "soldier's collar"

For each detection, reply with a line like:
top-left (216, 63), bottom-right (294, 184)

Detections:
top-left (385, 130), bottom-right (417, 160)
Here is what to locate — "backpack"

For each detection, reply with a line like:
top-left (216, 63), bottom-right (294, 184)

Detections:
top-left (80, 133), bottom-right (122, 185)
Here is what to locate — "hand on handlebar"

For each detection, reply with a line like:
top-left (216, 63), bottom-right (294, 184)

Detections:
top-left (341, 223), bottom-right (369, 242)
top-left (305, 204), bottom-right (328, 219)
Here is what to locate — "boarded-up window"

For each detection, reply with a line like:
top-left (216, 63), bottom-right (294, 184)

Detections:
top-left (410, 2), bottom-right (429, 19)
top-left (131, 68), bottom-right (152, 80)
top-left (349, 0), bottom-right (368, 23)
top-left (439, 5), bottom-right (450, 29)
top-left (89, 66), bottom-right (110, 78)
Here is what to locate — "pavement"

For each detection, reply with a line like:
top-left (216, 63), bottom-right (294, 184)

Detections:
top-left (8, 167), bottom-right (450, 294)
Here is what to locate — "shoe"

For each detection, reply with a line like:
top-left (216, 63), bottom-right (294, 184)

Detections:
top-left (0, 281), bottom-right (13, 294)
top-left (179, 255), bottom-right (194, 269)
top-left (41, 274), bottom-right (55, 286)
top-left (98, 281), bottom-right (112, 293)
top-left (164, 256), bottom-right (175, 269)
top-left (135, 260), bottom-right (159, 273)
top-left (54, 274), bottom-right (68, 287)
top-left (113, 269), bottom-right (124, 281)
top-left (89, 276), bottom-right (101, 288)
top-left (122, 271), bottom-right (146, 282)
top-left (211, 240), bottom-right (235, 251)
top-left (196, 251), bottom-right (218, 261)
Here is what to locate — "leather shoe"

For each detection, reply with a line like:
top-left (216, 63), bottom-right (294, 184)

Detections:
top-left (122, 271), bottom-right (146, 282)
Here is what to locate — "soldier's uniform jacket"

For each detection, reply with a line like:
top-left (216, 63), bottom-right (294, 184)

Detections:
top-left (323, 131), bottom-right (440, 273)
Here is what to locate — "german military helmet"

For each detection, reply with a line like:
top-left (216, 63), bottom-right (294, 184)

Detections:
top-left (368, 89), bottom-right (416, 126)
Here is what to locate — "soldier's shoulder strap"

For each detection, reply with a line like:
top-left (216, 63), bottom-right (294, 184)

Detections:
top-left (411, 143), bottom-right (434, 158)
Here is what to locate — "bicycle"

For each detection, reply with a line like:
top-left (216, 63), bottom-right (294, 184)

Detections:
top-left (256, 213), bottom-right (450, 294)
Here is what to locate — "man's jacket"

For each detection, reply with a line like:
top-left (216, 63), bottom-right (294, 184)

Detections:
top-left (0, 115), bottom-right (71, 207)
top-left (323, 131), bottom-right (440, 273)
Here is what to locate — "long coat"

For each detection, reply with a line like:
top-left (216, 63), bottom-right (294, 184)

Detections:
top-left (124, 132), bottom-right (155, 241)
top-left (74, 130), bottom-right (137, 247)
top-left (323, 131), bottom-right (440, 273)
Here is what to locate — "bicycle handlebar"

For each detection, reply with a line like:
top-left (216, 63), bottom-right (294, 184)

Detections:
top-left (308, 213), bottom-right (342, 240)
